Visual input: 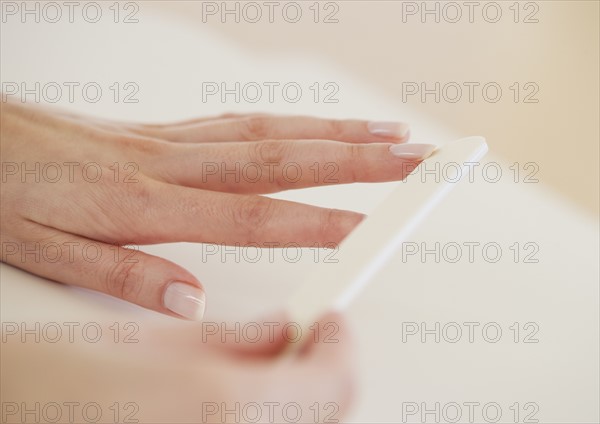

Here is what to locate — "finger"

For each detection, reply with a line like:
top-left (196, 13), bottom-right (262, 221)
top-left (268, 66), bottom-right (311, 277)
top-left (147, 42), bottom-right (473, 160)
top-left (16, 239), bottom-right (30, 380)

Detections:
top-left (152, 113), bottom-right (265, 127)
top-left (58, 111), bottom-right (264, 137)
top-left (294, 312), bottom-right (356, 422)
top-left (127, 113), bottom-right (266, 135)
top-left (34, 175), bottom-right (366, 246)
top-left (137, 316), bottom-right (291, 359)
top-left (149, 140), bottom-right (437, 194)
top-left (135, 185), bottom-right (365, 246)
top-left (123, 314), bottom-right (354, 423)
top-left (136, 115), bottom-right (410, 144)
top-left (296, 312), bottom-right (354, 359)
top-left (204, 311), bottom-right (291, 358)
top-left (2, 222), bottom-right (207, 320)
top-left (259, 312), bottom-right (356, 423)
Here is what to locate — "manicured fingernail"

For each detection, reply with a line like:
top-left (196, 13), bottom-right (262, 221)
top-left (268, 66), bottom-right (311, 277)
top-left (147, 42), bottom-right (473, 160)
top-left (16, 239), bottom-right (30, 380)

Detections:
top-left (164, 282), bottom-right (206, 320)
top-left (368, 121), bottom-right (410, 138)
top-left (389, 143), bottom-right (437, 159)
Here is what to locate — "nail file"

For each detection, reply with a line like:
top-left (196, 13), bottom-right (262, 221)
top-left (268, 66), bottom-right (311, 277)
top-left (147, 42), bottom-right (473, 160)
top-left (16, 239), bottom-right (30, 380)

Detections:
top-left (285, 136), bottom-right (489, 339)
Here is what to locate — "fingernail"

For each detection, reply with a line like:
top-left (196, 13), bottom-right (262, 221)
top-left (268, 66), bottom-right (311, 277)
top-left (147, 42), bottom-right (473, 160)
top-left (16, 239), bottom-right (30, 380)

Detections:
top-left (164, 282), bottom-right (206, 320)
top-left (389, 143), bottom-right (437, 159)
top-left (368, 121), bottom-right (410, 138)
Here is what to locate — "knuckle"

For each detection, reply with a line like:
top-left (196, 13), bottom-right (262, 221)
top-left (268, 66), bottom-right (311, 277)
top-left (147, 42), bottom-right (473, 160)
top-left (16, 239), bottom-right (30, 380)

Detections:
top-left (347, 143), bottom-right (363, 162)
top-left (326, 119), bottom-right (347, 140)
top-left (250, 140), bottom-right (290, 166)
top-left (117, 134), bottom-right (169, 157)
top-left (231, 196), bottom-right (275, 240)
top-left (104, 173), bottom-right (151, 212)
top-left (103, 253), bottom-right (145, 302)
top-left (218, 112), bottom-right (244, 120)
top-left (86, 174), bottom-right (154, 241)
top-left (238, 116), bottom-right (271, 141)
top-left (344, 143), bottom-right (363, 182)
top-left (117, 181), bottom-right (154, 239)
top-left (320, 208), bottom-right (349, 243)
top-left (121, 177), bottom-right (153, 210)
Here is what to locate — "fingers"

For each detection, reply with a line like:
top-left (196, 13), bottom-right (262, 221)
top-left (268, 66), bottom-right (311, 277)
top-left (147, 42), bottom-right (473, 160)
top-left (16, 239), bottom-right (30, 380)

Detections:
top-left (136, 114), bottom-right (410, 144)
top-left (138, 185), bottom-right (364, 246)
top-left (292, 312), bottom-right (355, 415)
top-left (203, 311), bottom-right (292, 358)
top-left (142, 113), bottom-right (263, 128)
top-left (23, 141), bottom-right (434, 248)
top-left (144, 313), bottom-right (355, 423)
top-left (139, 315), bottom-right (291, 359)
top-left (149, 140), bottom-right (437, 194)
top-left (32, 174), bottom-right (365, 246)
top-left (57, 112), bottom-right (262, 135)
top-left (1, 221), bottom-right (206, 320)
top-left (248, 312), bottom-right (355, 423)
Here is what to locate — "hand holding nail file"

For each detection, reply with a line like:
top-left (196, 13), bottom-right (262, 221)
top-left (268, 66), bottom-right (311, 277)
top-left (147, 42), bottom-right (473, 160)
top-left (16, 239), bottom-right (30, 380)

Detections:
top-left (285, 136), bottom-right (489, 345)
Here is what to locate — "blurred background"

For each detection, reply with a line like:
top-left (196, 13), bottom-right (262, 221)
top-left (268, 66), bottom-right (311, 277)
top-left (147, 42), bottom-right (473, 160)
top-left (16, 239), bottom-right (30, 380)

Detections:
top-left (149, 0), bottom-right (599, 216)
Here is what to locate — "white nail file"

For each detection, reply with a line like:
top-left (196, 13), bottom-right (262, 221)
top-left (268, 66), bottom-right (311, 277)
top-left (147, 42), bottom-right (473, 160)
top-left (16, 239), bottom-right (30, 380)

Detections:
top-left (286, 136), bottom-right (489, 334)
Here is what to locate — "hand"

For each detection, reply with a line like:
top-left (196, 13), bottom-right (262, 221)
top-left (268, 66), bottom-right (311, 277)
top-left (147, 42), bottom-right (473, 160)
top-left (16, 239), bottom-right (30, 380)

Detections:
top-left (0, 100), bottom-right (435, 319)
top-left (2, 313), bottom-right (355, 424)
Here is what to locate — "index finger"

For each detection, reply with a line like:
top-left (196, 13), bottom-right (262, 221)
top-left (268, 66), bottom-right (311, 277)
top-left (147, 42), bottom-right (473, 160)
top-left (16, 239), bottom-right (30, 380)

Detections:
top-left (136, 115), bottom-right (410, 144)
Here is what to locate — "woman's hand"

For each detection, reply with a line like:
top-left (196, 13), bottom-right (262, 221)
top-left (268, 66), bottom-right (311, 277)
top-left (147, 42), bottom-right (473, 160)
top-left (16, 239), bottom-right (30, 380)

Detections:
top-left (0, 100), bottom-right (435, 319)
top-left (2, 313), bottom-right (355, 423)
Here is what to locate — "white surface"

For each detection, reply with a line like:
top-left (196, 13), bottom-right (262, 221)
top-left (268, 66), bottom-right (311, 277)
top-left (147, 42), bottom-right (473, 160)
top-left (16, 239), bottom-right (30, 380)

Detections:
top-left (1, 5), bottom-right (598, 423)
top-left (287, 137), bottom-right (488, 332)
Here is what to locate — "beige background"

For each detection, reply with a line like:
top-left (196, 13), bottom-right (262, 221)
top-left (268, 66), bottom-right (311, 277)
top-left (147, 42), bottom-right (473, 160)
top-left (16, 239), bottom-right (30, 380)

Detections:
top-left (151, 0), bottom-right (599, 216)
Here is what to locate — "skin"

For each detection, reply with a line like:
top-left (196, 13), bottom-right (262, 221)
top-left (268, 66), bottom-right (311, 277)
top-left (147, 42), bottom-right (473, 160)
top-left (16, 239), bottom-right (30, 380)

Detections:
top-left (1, 100), bottom-right (428, 421)
top-left (1, 313), bottom-right (355, 424)
top-left (0, 100), bottom-right (426, 317)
